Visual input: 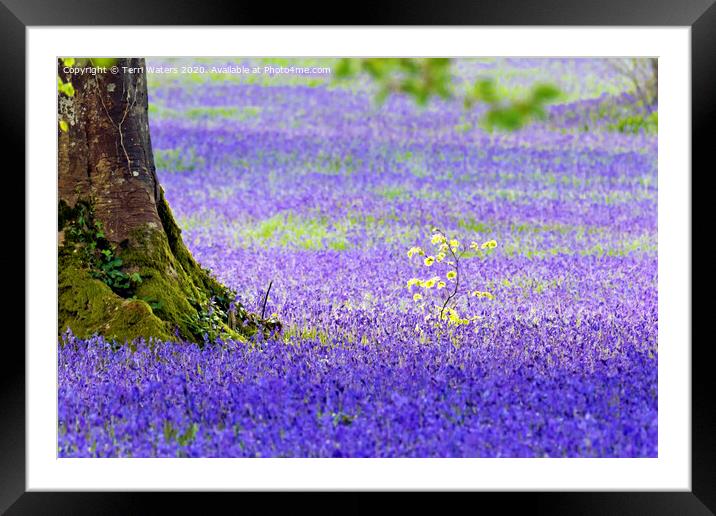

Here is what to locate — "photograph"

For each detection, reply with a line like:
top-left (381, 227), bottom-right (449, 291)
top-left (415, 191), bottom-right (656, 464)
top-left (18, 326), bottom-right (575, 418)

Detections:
top-left (56, 56), bottom-right (659, 458)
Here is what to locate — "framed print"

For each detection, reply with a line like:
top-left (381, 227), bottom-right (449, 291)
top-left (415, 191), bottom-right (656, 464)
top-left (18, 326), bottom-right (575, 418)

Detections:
top-left (5, 0), bottom-right (711, 513)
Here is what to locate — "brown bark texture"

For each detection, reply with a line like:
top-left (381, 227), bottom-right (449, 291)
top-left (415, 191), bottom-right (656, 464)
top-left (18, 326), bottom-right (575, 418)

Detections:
top-left (58, 58), bottom-right (161, 244)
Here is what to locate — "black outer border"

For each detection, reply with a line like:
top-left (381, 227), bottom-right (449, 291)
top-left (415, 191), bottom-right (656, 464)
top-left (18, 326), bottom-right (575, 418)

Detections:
top-left (4, 1), bottom-right (711, 513)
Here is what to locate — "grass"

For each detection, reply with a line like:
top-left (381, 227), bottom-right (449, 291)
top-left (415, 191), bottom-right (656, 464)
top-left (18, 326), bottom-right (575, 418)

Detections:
top-left (237, 212), bottom-right (351, 251)
top-left (155, 148), bottom-right (205, 173)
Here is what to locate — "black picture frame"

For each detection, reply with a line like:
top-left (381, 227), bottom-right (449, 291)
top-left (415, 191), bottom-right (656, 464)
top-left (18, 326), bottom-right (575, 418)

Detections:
top-left (4, 0), bottom-right (709, 513)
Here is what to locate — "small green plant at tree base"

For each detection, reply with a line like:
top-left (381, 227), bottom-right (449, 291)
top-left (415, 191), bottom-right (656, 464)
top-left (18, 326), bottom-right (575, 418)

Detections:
top-left (60, 201), bottom-right (142, 297)
top-left (182, 296), bottom-right (230, 344)
top-left (406, 227), bottom-right (497, 328)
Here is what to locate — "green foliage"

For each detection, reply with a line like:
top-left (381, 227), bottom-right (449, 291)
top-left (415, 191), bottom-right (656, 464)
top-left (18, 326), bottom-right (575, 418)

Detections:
top-left (574, 98), bottom-right (658, 135)
top-left (163, 421), bottom-right (199, 447)
top-left (90, 58), bottom-right (118, 68)
top-left (177, 422), bottom-right (199, 447)
top-left (60, 201), bottom-right (142, 297)
top-left (336, 58), bottom-right (561, 131)
top-left (58, 57), bottom-right (121, 134)
top-left (57, 57), bottom-right (119, 97)
top-left (57, 76), bottom-right (75, 97)
top-left (609, 111), bottom-right (658, 134)
top-left (469, 80), bottom-right (561, 131)
top-left (336, 58), bottom-right (452, 106)
top-left (182, 297), bottom-right (230, 344)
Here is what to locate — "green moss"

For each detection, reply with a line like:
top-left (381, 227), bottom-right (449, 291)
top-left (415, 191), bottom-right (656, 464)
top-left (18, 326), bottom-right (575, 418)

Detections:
top-left (58, 254), bottom-right (171, 343)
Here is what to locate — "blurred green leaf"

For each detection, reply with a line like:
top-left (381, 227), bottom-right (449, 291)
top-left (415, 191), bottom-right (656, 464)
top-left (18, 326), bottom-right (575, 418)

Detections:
top-left (57, 78), bottom-right (75, 97)
top-left (532, 83), bottom-right (561, 102)
top-left (333, 58), bottom-right (561, 132)
top-left (473, 79), bottom-right (498, 104)
top-left (91, 57), bottom-right (118, 67)
top-left (334, 58), bottom-right (356, 79)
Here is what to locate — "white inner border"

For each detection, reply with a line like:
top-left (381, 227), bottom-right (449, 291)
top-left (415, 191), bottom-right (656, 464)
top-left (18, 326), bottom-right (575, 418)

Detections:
top-left (27, 27), bottom-right (691, 491)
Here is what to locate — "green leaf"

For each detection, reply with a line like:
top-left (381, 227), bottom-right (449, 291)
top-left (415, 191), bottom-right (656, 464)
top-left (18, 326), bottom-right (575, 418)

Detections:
top-left (486, 107), bottom-right (524, 131)
top-left (57, 80), bottom-right (75, 97)
top-left (59, 120), bottom-right (69, 132)
top-left (334, 58), bottom-right (356, 79)
top-left (62, 57), bottom-right (75, 67)
top-left (473, 79), bottom-right (498, 104)
top-left (91, 57), bottom-right (117, 67)
top-left (177, 423), bottom-right (199, 446)
top-left (531, 83), bottom-right (561, 103)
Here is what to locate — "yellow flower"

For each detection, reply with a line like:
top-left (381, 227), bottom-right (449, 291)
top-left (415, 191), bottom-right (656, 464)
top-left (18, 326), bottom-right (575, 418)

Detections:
top-left (441, 308), bottom-right (457, 321)
top-left (407, 246), bottom-right (425, 258)
top-left (449, 239), bottom-right (459, 248)
top-left (431, 234), bottom-right (446, 245)
top-left (424, 256), bottom-right (435, 266)
top-left (446, 271), bottom-right (457, 280)
top-left (470, 241), bottom-right (480, 250)
top-left (423, 278), bottom-right (436, 288)
top-left (413, 293), bottom-right (423, 301)
top-left (436, 252), bottom-right (446, 262)
top-left (445, 308), bottom-right (469, 325)
top-left (481, 240), bottom-right (497, 249)
top-left (437, 281), bottom-right (446, 289)
top-left (471, 290), bottom-right (495, 300)
top-left (406, 278), bottom-right (420, 287)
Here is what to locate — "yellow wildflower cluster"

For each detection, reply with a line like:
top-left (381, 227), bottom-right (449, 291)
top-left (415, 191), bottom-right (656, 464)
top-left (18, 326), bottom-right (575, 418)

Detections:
top-left (431, 233), bottom-right (446, 245)
top-left (469, 239), bottom-right (498, 251)
top-left (407, 229), bottom-right (498, 326)
top-left (407, 246), bottom-right (425, 258)
top-left (407, 276), bottom-right (442, 290)
top-left (440, 307), bottom-right (470, 326)
top-left (471, 290), bottom-right (495, 300)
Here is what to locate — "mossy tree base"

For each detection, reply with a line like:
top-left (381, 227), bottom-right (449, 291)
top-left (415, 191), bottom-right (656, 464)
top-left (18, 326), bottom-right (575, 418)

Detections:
top-left (59, 257), bottom-right (172, 342)
top-left (58, 190), bottom-right (279, 345)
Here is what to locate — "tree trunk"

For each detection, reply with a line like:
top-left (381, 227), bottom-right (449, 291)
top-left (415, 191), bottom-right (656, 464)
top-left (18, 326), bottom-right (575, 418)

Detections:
top-left (650, 58), bottom-right (658, 105)
top-left (57, 58), bottom-right (273, 344)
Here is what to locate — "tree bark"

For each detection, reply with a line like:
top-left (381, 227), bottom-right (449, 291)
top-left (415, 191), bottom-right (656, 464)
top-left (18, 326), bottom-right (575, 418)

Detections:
top-left (57, 58), bottom-right (273, 343)
top-left (58, 58), bottom-right (163, 244)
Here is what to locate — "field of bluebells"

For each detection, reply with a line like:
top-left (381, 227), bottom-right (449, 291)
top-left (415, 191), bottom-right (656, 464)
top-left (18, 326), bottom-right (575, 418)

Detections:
top-left (58, 59), bottom-right (658, 457)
